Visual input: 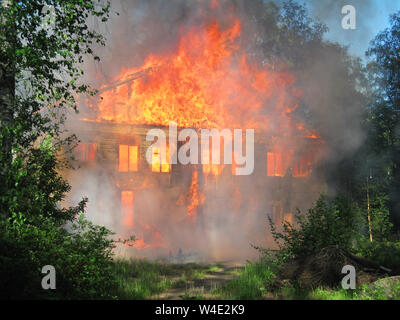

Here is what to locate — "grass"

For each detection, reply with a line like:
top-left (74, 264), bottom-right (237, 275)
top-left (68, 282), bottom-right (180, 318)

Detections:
top-left (307, 288), bottom-right (357, 300)
top-left (217, 260), bottom-right (276, 299)
top-left (276, 286), bottom-right (359, 300)
top-left (112, 259), bottom-right (173, 299)
top-left (274, 280), bottom-right (400, 300)
top-left (112, 259), bottom-right (222, 299)
top-left (110, 258), bottom-right (400, 300)
top-left (217, 260), bottom-right (400, 300)
top-left (208, 265), bottom-right (223, 272)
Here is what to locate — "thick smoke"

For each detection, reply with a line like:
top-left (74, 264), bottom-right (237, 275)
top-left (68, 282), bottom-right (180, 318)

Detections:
top-left (65, 0), bottom-right (368, 261)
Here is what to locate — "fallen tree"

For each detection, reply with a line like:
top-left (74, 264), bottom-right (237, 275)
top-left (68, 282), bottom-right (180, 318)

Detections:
top-left (275, 245), bottom-right (395, 290)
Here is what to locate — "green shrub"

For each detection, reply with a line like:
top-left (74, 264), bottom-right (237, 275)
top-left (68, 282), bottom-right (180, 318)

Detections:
top-left (356, 239), bottom-right (400, 270)
top-left (269, 194), bottom-right (363, 258)
top-left (0, 132), bottom-right (120, 299)
top-left (0, 213), bottom-right (117, 300)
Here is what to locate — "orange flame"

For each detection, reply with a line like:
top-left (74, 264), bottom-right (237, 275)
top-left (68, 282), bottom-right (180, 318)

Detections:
top-left (177, 170), bottom-right (205, 221)
top-left (121, 190), bottom-right (134, 228)
top-left (92, 15), bottom-right (315, 137)
top-left (187, 170), bottom-right (205, 219)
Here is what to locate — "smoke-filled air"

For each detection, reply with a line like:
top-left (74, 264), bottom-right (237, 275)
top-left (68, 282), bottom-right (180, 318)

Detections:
top-left (62, 0), bottom-right (365, 261)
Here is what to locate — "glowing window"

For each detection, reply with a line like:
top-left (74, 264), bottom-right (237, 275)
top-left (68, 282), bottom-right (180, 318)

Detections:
top-left (121, 190), bottom-right (134, 228)
top-left (75, 142), bottom-right (97, 163)
top-left (267, 152), bottom-right (283, 177)
top-left (119, 145), bottom-right (138, 172)
top-left (152, 145), bottom-right (170, 173)
top-left (202, 146), bottom-right (222, 176)
top-left (293, 158), bottom-right (312, 177)
top-left (284, 213), bottom-right (293, 225)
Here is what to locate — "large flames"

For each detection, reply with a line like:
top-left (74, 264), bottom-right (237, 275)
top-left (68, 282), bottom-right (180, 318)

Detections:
top-left (91, 12), bottom-right (316, 138)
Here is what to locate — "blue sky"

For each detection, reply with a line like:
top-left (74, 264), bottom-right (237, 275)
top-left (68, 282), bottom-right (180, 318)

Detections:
top-left (303, 0), bottom-right (400, 59)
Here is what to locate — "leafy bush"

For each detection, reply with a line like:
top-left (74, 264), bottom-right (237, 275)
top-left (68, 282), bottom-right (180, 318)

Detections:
top-left (0, 133), bottom-right (120, 299)
top-left (0, 1), bottom-right (119, 300)
top-left (356, 239), bottom-right (400, 270)
top-left (0, 213), bottom-right (117, 300)
top-left (367, 190), bottom-right (394, 242)
top-left (269, 194), bottom-right (363, 258)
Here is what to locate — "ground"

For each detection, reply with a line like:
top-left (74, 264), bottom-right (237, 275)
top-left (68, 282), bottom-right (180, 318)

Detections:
top-left (113, 259), bottom-right (246, 299)
top-left (156, 262), bottom-right (244, 299)
top-left (112, 259), bottom-right (400, 300)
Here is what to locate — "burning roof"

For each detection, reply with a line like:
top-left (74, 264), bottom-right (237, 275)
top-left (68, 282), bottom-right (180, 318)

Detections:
top-left (84, 12), bottom-right (318, 141)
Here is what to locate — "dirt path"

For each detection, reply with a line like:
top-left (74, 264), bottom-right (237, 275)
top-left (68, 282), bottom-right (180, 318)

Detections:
top-left (155, 262), bottom-right (245, 300)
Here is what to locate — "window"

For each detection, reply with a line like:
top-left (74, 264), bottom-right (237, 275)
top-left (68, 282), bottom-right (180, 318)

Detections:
top-left (283, 213), bottom-right (293, 225)
top-left (202, 145), bottom-right (222, 176)
top-left (119, 145), bottom-right (139, 172)
top-left (75, 142), bottom-right (97, 163)
top-left (152, 145), bottom-right (171, 173)
top-left (272, 202), bottom-right (283, 226)
top-left (121, 191), bottom-right (134, 227)
top-left (267, 152), bottom-right (283, 177)
top-left (293, 157), bottom-right (312, 177)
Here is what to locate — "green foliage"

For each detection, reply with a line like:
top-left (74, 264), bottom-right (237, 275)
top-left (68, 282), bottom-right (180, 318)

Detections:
top-left (306, 287), bottom-right (357, 300)
top-left (0, 213), bottom-right (117, 299)
top-left (1, 135), bottom-right (83, 223)
top-left (1, 0), bottom-right (111, 106)
top-left (357, 281), bottom-right (400, 300)
top-left (356, 239), bottom-right (400, 270)
top-left (245, 0), bottom-right (327, 68)
top-left (269, 194), bottom-right (363, 258)
top-left (0, 122), bottom-right (119, 299)
top-left (366, 11), bottom-right (400, 223)
top-left (0, 1), bottom-right (120, 299)
top-left (278, 284), bottom-right (397, 300)
top-left (368, 190), bottom-right (394, 242)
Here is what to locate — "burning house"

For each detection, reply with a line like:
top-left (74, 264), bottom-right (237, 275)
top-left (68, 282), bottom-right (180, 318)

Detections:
top-left (63, 3), bottom-right (326, 260)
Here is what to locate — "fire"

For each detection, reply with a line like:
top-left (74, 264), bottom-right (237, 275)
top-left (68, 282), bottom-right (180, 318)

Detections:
top-left (187, 170), bottom-right (205, 219)
top-left (130, 228), bottom-right (166, 250)
top-left (267, 149), bottom-right (314, 177)
top-left (121, 190), bottom-right (134, 228)
top-left (92, 13), bottom-right (315, 138)
top-left (177, 170), bottom-right (205, 221)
